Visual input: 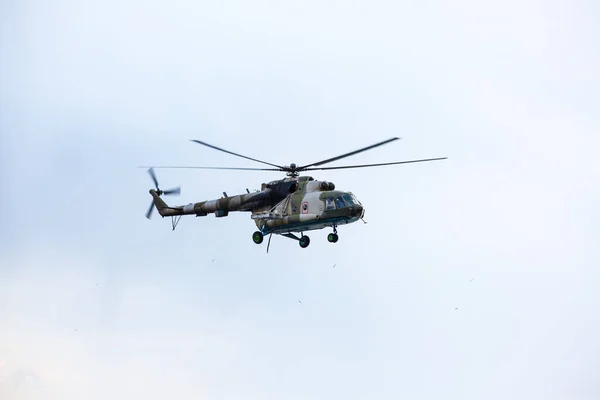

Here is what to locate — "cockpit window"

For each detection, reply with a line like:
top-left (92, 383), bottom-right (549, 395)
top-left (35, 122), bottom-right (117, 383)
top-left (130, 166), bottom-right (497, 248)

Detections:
top-left (325, 195), bottom-right (357, 210)
top-left (325, 197), bottom-right (335, 210)
top-left (342, 194), bottom-right (356, 206)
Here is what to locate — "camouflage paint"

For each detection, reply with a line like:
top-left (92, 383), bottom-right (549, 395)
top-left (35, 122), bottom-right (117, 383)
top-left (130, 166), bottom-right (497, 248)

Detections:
top-left (149, 175), bottom-right (364, 236)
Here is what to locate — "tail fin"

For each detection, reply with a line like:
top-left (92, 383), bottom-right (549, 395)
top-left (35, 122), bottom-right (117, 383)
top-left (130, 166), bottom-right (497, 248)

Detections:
top-left (149, 189), bottom-right (169, 216)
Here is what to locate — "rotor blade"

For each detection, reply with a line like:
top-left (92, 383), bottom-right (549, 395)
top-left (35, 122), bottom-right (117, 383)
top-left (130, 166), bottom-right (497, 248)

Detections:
top-left (147, 168), bottom-right (159, 189)
top-left (298, 137), bottom-right (401, 169)
top-left (162, 187), bottom-right (181, 195)
top-left (304, 157), bottom-right (448, 171)
top-left (146, 201), bottom-right (155, 219)
top-left (190, 140), bottom-right (285, 169)
top-left (138, 166), bottom-right (281, 171)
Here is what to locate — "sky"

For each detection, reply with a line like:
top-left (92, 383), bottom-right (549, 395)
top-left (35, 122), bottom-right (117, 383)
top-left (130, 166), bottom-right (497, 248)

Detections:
top-left (1, 0), bottom-right (599, 399)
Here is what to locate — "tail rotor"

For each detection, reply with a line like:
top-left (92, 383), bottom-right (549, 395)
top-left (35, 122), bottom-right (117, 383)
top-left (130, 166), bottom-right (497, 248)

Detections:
top-left (146, 168), bottom-right (181, 219)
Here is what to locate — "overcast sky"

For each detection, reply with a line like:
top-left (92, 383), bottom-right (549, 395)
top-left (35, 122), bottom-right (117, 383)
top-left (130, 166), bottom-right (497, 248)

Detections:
top-left (1, 1), bottom-right (599, 399)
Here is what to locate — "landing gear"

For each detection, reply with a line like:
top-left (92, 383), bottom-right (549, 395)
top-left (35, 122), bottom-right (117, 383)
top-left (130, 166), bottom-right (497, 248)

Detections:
top-left (252, 231), bottom-right (264, 244)
top-left (280, 232), bottom-right (310, 249)
top-left (299, 235), bottom-right (310, 248)
top-left (327, 225), bottom-right (339, 243)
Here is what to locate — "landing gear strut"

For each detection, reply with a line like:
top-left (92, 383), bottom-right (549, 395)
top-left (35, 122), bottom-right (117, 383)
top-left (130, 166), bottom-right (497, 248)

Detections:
top-left (280, 232), bottom-right (310, 249)
top-left (327, 225), bottom-right (339, 243)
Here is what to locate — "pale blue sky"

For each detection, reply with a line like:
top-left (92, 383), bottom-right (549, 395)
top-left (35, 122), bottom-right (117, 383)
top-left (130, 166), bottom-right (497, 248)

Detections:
top-left (1, 1), bottom-right (599, 399)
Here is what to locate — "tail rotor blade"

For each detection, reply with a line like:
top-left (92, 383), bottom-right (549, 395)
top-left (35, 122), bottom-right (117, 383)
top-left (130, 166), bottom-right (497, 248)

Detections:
top-left (146, 201), bottom-right (155, 219)
top-left (163, 187), bottom-right (181, 196)
top-left (148, 168), bottom-right (159, 189)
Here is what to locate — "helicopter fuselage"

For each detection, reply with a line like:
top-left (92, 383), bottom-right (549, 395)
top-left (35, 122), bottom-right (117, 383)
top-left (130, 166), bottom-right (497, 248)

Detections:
top-left (251, 180), bottom-right (364, 236)
top-left (149, 175), bottom-right (364, 247)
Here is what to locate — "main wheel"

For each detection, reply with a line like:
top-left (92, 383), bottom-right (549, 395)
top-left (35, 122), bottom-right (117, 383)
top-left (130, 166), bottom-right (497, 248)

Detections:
top-left (299, 235), bottom-right (310, 248)
top-left (327, 233), bottom-right (339, 243)
top-left (252, 231), bottom-right (264, 244)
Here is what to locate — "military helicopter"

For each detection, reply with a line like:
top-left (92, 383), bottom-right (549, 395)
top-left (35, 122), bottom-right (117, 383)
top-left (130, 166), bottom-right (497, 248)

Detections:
top-left (142, 137), bottom-right (446, 250)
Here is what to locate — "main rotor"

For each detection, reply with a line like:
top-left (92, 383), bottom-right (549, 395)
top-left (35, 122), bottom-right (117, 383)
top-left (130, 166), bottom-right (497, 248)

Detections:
top-left (140, 137), bottom-right (447, 178)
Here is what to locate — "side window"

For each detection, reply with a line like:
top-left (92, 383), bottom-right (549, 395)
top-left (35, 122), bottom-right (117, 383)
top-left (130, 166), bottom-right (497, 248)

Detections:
top-left (325, 197), bottom-right (335, 210)
top-left (335, 196), bottom-right (345, 209)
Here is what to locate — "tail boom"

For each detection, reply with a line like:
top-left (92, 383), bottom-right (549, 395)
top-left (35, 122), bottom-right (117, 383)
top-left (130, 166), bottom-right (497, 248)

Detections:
top-left (148, 189), bottom-right (272, 218)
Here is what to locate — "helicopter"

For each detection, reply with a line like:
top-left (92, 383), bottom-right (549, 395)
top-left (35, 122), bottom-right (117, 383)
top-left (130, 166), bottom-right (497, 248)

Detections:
top-left (142, 137), bottom-right (446, 250)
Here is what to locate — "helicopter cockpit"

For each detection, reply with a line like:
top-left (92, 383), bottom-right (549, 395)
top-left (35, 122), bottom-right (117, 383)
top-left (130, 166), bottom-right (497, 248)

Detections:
top-left (324, 193), bottom-right (360, 210)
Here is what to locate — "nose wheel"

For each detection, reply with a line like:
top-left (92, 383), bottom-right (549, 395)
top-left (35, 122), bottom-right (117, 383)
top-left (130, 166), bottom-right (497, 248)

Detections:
top-left (327, 225), bottom-right (339, 243)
